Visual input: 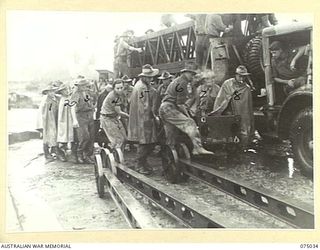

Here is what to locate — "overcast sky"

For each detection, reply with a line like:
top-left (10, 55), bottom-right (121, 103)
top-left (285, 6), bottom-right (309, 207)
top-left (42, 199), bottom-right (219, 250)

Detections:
top-left (6, 11), bottom-right (313, 82)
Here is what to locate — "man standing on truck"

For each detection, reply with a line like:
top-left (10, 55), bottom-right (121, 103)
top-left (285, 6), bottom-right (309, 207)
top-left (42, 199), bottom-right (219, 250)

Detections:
top-left (210, 65), bottom-right (254, 148)
top-left (114, 31), bottom-right (142, 78)
top-left (185, 14), bottom-right (208, 70)
top-left (159, 62), bottom-right (213, 155)
top-left (205, 14), bottom-right (233, 71)
top-left (128, 64), bottom-right (159, 175)
top-left (269, 41), bottom-right (308, 98)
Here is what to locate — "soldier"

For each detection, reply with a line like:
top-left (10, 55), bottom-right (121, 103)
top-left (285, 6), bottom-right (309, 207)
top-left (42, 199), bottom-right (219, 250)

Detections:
top-left (36, 84), bottom-right (59, 161)
top-left (188, 70), bottom-right (221, 117)
top-left (94, 80), bottom-right (113, 147)
top-left (269, 41), bottom-right (308, 97)
top-left (100, 79), bottom-right (128, 150)
top-left (161, 14), bottom-right (177, 28)
top-left (120, 75), bottom-right (134, 151)
top-left (70, 79), bottom-right (96, 164)
top-left (154, 71), bottom-right (174, 114)
top-left (55, 83), bottom-right (77, 162)
top-left (159, 62), bottom-right (213, 155)
top-left (121, 75), bottom-right (134, 114)
top-left (210, 65), bottom-right (254, 147)
top-left (128, 64), bottom-right (159, 175)
top-left (185, 14), bottom-right (209, 70)
top-left (114, 32), bottom-right (142, 78)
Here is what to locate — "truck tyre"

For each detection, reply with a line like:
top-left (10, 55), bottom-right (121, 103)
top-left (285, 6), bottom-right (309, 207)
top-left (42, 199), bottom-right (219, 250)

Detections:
top-left (290, 107), bottom-right (313, 176)
top-left (243, 36), bottom-right (265, 84)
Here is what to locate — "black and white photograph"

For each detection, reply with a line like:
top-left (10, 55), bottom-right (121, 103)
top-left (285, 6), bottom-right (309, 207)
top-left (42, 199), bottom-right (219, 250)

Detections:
top-left (5, 10), bottom-right (314, 234)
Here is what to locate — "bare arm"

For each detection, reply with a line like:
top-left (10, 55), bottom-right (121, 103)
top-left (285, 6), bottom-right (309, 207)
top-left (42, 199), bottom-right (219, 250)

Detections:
top-left (70, 105), bottom-right (79, 128)
top-left (290, 45), bottom-right (307, 70)
top-left (119, 39), bottom-right (142, 53)
top-left (115, 105), bottom-right (129, 119)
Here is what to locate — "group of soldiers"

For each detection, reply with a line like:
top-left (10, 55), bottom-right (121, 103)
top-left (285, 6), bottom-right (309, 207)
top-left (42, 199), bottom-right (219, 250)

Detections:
top-left (37, 13), bottom-right (308, 176)
top-left (36, 59), bottom-right (257, 176)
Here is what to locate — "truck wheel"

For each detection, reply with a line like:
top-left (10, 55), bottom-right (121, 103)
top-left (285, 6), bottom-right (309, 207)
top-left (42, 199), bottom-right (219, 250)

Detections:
top-left (290, 107), bottom-right (313, 176)
top-left (243, 36), bottom-right (265, 84)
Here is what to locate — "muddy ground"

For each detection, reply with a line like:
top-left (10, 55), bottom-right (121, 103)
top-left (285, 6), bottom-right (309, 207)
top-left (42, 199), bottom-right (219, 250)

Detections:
top-left (7, 138), bottom-right (313, 231)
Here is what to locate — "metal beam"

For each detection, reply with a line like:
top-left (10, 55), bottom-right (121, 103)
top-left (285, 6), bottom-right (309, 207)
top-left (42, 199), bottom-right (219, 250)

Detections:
top-left (169, 34), bottom-right (175, 62)
top-left (103, 168), bottom-right (160, 229)
top-left (147, 40), bottom-right (155, 65)
top-left (155, 37), bottom-right (160, 64)
top-left (186, 27), bottom-right (192, 59)
top-left (115, 164), bottom-right (229, 228)
top-left (175, 32), bottom-right (185, 61)
top-left (179, 159), bottom-right (314, 229)
top-left (160, 36), bottom-right (170, 63)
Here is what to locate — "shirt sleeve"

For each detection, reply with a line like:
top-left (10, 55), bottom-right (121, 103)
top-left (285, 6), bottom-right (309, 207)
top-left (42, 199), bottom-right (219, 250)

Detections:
top-left (213, 15), bottom-right (227, 31)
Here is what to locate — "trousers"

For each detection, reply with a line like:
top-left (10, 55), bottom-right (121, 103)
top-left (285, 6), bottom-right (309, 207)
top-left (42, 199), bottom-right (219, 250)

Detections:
top-left (74, 111), bottom-right (95, 156)
top-left (159, 102), bottom-right (202, 149)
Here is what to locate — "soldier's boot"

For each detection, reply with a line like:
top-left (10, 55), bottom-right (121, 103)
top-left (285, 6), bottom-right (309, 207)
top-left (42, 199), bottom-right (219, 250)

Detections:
top-left (83, 155), bottom-right (94, 164)
top-left (43, 144), bottom-right (54, 160)
top-left (68, 143), bottom-right (78, 163)
top-left (76, 152), bottom-right (85, 164)
top-left (56, 147), bottom-right (67, 162)
top-left (191, 137), bottom-right (214, 155)
top-left (192, 147), bottom-right (214, 155)
top-left (135, 160), bottom-right (152, 175)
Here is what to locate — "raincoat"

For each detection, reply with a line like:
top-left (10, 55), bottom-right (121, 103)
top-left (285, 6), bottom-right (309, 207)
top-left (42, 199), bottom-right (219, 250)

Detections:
top-left (127, 79), bottom-right (158, 144)
top-left (57, 95), bottom-right (74, 143)
top-left (36, 95), bottom-right (59, 147)
top-left (211, 78), bottom-right (254, 143)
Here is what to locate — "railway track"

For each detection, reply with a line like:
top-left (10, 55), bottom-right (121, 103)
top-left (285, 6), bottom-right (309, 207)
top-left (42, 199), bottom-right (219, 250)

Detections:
top-left (93, 144), bottom-right (314, 229)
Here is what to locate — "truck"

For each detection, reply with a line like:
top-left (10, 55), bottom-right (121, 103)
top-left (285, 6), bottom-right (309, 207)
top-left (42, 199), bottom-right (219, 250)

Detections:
top-left (126, 16), bottom-right (313, 177)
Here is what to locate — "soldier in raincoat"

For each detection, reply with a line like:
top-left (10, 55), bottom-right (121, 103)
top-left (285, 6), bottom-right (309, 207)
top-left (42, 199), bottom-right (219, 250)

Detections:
top-left (55, 83), bottom-right (78, 162)
top-left (36, 84), bottom-right (59, 160)
top-left (121, 75), bottom-right (134, 114)
top-left (210, 65), bottom-right (254, 147)
top-left (187, 70), bottom-right (220, 117)
top-left (159, 62), bottom-right (213, 155)
top-left (128, 64), bottom-right (159, 175)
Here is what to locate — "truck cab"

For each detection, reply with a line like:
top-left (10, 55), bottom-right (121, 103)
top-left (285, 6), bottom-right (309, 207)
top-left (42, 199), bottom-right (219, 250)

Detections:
top-left (255, 21), bottom-right (313, 175)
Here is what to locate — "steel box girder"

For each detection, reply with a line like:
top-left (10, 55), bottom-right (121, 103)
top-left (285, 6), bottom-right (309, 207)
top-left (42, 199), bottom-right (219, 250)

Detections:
top-left (179, 158), bottom-right (314, 229)
top-left (116, 164), bottom-right (226, 228)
